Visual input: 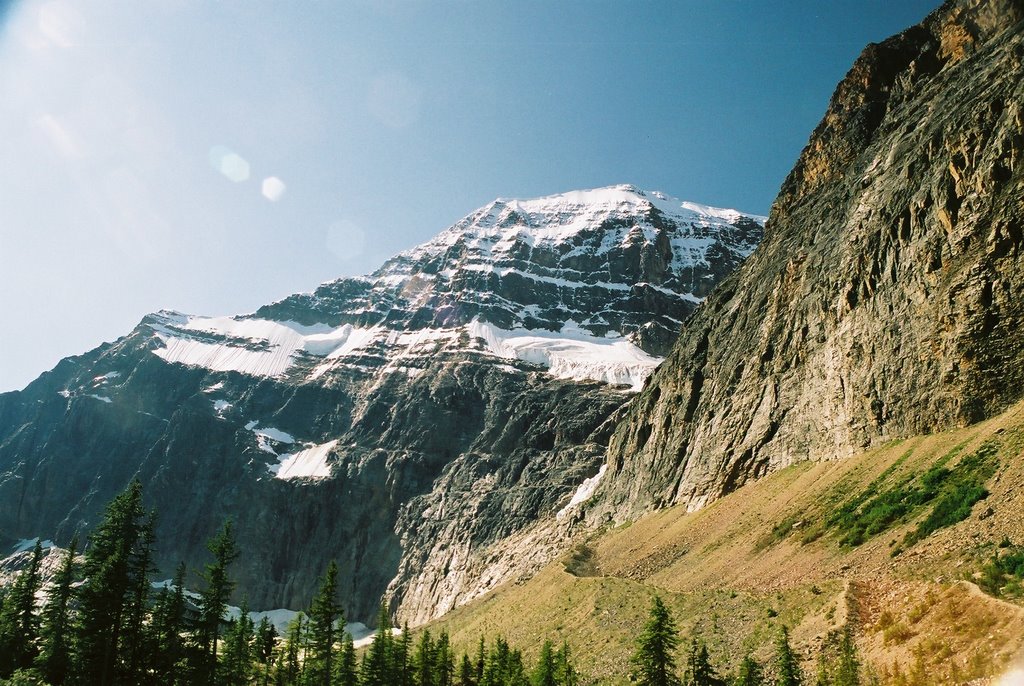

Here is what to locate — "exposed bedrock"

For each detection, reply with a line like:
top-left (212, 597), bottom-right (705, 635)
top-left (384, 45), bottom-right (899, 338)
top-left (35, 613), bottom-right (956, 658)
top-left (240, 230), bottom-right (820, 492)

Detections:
top-left (600, 0), bottom-right (1024, 520)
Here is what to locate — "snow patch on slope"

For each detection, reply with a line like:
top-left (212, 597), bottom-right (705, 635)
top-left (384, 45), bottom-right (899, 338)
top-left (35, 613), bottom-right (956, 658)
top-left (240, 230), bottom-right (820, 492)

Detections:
top-left (271, 440), bottom-right (338, 480)
top-left (469, 320), bottom-right (659, 391)
top-left (151, 316), bottom-right (383, 379)
top-left (246, 423), bottom-right (296, 455)
top-left (151, 314), bottom-right (661, 391)
top-left (253, 426), bottom-right (295, 444)
top-left (152, 317), bottom-right (328, 377)
top-left (152, 580), bottom-right (300, 635)
top-left (353, 626), bottom-right (402, 650)
top-left (11, 538), bottom-right (54, 553)
top-left (557, 464), bottom-right (608, 519)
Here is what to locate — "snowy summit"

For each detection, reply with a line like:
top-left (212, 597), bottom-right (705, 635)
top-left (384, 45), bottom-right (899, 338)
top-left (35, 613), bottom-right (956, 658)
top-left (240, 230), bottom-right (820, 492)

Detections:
top-left (146, 185), bottom-right (764, 394)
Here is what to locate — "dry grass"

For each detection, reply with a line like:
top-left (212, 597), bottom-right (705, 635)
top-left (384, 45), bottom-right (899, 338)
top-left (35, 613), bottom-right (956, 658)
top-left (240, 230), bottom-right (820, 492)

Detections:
top-left (423, 402), bottom-right (1024, 684)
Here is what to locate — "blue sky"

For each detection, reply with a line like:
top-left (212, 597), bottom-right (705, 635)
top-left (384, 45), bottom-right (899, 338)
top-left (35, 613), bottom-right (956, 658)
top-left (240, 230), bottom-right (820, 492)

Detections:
top-left (0, 0), bottom-right (939, 392)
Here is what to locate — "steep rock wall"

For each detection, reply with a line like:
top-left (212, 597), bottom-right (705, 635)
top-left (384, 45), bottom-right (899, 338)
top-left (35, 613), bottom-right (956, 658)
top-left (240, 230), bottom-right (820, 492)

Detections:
top-left (601, 0), bottom-right (1024, 517)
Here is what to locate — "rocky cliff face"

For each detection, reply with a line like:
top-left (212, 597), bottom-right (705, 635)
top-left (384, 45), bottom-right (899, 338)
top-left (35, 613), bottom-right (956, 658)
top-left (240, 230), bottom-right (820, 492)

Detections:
top-left (0, 186), bottom-right (762, 623)
top-left (600, 0), bottom-right (1024, 519)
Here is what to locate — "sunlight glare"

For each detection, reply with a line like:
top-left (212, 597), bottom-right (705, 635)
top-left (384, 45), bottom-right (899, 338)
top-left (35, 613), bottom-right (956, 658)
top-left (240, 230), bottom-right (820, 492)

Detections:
top-left (326, 219), bottom-right (366, 261)
top-left (208, 145), bottom-right (250, 183)
top-left (38, 1), bottom-right (84, 49)
top-left (35, 113), bottom-right (81, 157)
top-left (262, 176), bottom-right (286, 201)
top-left (997, 668), bottom-right (1024, 686)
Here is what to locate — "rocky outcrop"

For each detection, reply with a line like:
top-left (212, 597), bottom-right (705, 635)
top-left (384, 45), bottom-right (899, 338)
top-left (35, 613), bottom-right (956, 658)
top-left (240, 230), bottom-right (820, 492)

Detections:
top-left (0, 186), bottom-right (762, 624)
top-left (600, 0), bottom-right (1024, 519)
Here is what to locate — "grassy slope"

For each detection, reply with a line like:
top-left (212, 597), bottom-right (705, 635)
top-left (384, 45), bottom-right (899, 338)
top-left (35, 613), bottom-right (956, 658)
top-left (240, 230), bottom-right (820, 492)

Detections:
top-left (424, 401), bottom-right (1024, 684)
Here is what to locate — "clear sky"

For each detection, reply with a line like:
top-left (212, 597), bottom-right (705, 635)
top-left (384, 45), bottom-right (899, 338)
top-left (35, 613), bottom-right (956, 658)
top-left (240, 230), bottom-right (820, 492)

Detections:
top-left (0, 0), bottom-right (940, 392)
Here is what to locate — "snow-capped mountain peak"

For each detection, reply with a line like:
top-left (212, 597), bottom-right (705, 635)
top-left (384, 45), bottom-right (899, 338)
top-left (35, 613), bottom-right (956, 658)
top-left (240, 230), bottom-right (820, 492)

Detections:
top-left (145, 185), bottom-right (764, 392)
top-left (411, 184), bottom-right (763, 259)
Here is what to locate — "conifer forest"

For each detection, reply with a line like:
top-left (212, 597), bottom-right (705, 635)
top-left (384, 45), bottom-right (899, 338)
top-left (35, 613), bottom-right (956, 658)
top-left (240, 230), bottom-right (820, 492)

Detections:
top-left (0, 484), bottom-right (874, 686)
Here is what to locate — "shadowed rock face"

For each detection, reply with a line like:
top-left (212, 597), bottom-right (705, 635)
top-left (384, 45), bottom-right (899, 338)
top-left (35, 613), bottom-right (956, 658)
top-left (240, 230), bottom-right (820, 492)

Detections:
top-left (600, 0), bottom-right (1024, 519)
top-left (0, 186), bottom-right (762, 624)
top-left (0, 343), bottom-right (627, 621)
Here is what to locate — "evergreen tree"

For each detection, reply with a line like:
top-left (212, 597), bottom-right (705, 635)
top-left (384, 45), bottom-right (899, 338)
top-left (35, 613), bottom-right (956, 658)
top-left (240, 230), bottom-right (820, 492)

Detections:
top-left (0, 540), bottom-right (45, 677)
top-left (71, 480), bottom-right (154, 686)
top-left (481, 637), bottom-right (508, 686)
top-left (631, 596), bottom-right (682, 686)
top-left (414, 630), bottom-right (434, 686)
top-left (272, 649), bottom-right (287, 686)
top-left (333, 633), bottom-right (357, 686)
top-left (554, 642), bottom-right (578, 686)
top-left (532, 640), bottom-right (557, 686)
top-left (815, 643), bottom-right (832, 686)
top-left (149, 562), bottom-right (188, 686)
top-left (299, 609), bottom-right (313, 686)
top-left (307, 561), bottom-right (343, 686)
top-left (683, 638), bottom-right (723, 686)
top-left (219, 603), bottom-right (254, 686)
top-left (458, 654), bottom-right (475, 686)
top-left (252, 616), bottom-right (277, 686)
top-left (735, 654), bottom-right (764, 686)
top-left (434, 631), bottom-right (454, 686)
top-left (35, 537), bottom-right (78, 685)
top-left (506, 648), bottom-right (529, 686)
top-left (256, 617), bottom-right (277, 664)
top-left (834, 629), bottom-right (860, 686)
top-left (122, 515), bottom-right (157, 682)
top-left (361, 605), bottom-right (395, 686)
top-left (253, 617), bottom-right (276, 664)
top-left (773, 627), bottom-right (803, 686)
top-left (475, 637), bottom-right (486, 685)
top-left (481, 637), bottom-right (530, 686)
top-left (397, 622), bottom-right (412, 686)
top-left (281, 612), bottom-right (305, 686)
top-left (196, 520), bottom-right (240, 684)
top-left (815, 628), bottom-right (860, 686)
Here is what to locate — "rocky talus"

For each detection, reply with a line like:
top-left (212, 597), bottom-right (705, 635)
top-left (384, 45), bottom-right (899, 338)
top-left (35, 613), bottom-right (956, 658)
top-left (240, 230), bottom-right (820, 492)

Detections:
top-left (599, 0), bottom-right (1024, 519)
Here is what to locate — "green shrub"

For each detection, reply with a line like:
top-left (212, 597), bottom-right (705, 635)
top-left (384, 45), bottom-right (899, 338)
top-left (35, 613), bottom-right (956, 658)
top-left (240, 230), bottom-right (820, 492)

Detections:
top-left (901, 442), bottom-right (999, 548)
top-left (978, 544), bottom-right (1024, 597)
top-left (883, 622), bottom-right (914, 645)
top-left (755, 513), bottom-right (802, 551)
top-left (826, 441), bottom-right (999, 549)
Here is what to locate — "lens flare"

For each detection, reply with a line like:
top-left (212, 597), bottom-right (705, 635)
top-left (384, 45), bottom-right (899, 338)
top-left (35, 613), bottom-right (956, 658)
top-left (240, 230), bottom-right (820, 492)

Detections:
top-left (996, 667), bottom-right (1024, 686)
top-left (208, 145), bottom-right (250, 183)
top-left (262, 176), bottom-right (286, 201)
top-left (326, 219), bottom-right (366, 261)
